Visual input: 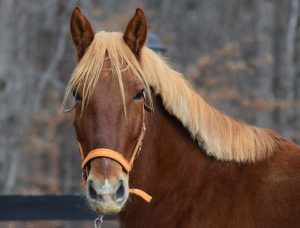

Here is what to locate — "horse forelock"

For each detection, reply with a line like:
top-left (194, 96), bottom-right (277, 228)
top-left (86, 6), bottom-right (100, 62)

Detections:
top-left (64, 31), bottom-right (281, 162)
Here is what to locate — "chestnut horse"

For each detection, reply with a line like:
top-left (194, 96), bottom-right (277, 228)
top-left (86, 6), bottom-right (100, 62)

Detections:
top-left (65, 7), bottom-right (300, 227)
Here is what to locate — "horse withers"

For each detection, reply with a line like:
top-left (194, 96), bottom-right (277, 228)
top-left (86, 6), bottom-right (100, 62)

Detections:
top-left (64, 7), bottom-right (300, 227)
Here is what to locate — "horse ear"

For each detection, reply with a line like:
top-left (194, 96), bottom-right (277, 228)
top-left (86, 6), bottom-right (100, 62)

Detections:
top-left (123, 8), bottom-right (148, 57)
top-left (70, 7), bottom-right (94, 60)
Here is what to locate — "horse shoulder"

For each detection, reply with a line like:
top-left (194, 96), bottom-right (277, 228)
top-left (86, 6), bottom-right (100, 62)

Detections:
top-left (251, 142), bottom-right (300, 225)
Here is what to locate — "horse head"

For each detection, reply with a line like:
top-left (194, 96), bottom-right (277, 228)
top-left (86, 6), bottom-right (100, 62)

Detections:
top-left (68, 7), bottom-right (152, 214)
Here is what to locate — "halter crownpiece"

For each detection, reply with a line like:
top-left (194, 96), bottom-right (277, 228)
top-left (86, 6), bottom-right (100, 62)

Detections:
top-left (77, 107), bottom-right (152, 203)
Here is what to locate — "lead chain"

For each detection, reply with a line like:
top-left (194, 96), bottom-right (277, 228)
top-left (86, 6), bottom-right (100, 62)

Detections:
top-left (94, 214), bottom-right (103, 228)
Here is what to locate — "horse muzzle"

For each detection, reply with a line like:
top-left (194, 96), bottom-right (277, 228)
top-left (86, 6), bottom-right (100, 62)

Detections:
top-left (86, 174), bottom-right (129, 214)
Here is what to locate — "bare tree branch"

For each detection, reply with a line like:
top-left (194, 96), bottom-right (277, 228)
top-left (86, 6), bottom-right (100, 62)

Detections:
top-left (33, 23), bottom-right (68, 112)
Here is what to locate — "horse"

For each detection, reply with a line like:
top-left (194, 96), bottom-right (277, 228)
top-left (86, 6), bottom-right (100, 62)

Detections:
top-left (64, 7), bottom-right (300, 227)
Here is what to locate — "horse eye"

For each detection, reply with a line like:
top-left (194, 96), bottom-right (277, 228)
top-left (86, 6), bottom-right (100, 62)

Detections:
top-left (73, 91), bottom-right (82, 101)
top-left (134, 90), bottom-right (145, 100)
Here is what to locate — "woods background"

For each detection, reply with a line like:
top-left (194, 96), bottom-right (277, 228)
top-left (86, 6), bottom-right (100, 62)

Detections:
top-left (1, 0), bottom-right (300, 227)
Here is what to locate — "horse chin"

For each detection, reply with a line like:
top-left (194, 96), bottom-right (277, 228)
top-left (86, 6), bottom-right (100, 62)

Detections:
top-left (88, 199), bottom-right (124, 215)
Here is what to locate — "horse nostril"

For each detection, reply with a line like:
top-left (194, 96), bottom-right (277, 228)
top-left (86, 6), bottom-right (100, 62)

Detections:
top-left (114, 180), bottom-right (125, 202)
top-left (87, 178), bottom-right (127, 203)
top-left (88, 180), bottom-right (98, 200)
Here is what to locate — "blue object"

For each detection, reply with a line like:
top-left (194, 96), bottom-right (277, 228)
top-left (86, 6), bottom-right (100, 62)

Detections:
top-left (147, 31), bottom-right (166, 53)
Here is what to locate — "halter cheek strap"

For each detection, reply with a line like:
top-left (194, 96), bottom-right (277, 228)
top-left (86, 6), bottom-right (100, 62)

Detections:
top-left (77, 109), bottom-right (152, 203)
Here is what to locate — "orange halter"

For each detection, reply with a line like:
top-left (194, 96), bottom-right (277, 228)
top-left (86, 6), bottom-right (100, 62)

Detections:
top-left (77, 106), bottom-right (152, 203)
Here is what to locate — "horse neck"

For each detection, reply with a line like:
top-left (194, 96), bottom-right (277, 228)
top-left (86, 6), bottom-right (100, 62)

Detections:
top-left (122, 95), bottom-right (212, 213)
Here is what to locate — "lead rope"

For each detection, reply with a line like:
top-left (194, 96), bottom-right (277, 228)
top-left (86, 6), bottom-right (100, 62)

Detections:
top-left (94, 214), bottom-right (103, 228)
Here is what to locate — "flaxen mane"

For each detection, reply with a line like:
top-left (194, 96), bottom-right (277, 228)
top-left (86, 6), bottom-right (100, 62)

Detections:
top-left (65, 31), bottom-right (281, 162)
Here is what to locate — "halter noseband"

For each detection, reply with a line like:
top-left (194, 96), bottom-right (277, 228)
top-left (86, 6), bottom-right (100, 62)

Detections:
top-left (77, 105), bottom-right (152, 203)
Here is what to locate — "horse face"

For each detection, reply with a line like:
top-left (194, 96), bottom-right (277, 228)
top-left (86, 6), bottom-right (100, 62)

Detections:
top-left (73, 63), bottom-right (146, 214)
